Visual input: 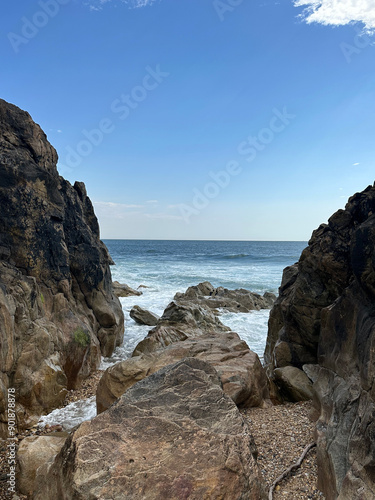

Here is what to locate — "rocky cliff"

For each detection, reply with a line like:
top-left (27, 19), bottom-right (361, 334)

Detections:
top-left (265, 183), bottom-right (375, 499)
top-left (0, 99), bottom-right (124, 436)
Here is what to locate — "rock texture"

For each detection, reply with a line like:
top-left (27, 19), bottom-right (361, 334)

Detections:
top-left (112, 281), bottom-right (142, 298)
top-left (265, 184), bottom-right (375, 499)
top-left (35, 358), bottom-right (267, 500)
top-left (0, 99), bottom-right (124, 436)
top-left (129, 305), bottom-right (159, 326)
top-left (132, 300), bottom-right (230, 356)
top-left (17, 434), bottom-right (68, 496)
top-left (97, 330), bottom-right (270, 414)
top-left (174, 281), bottom-right (276, 313)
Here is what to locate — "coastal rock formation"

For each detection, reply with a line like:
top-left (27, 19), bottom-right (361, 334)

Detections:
top-left (0, 99), bottom-right (124, 436)
top-left (265, 184), bottom-right (375, 499)
top-left (35, 359), bottom-right (267, 500)
top-left (112, 281), bottom-right (142, 298)
top-left (133, 300), bottom-right (229, 355)
top-left (97, 330), bottom-right (270, 414)
top-left (174, 281), bottom-right (276, 313)
top-left (17, 434), bottom-right (68, 496)
top-left (129, 305), bottom-right (159, 326)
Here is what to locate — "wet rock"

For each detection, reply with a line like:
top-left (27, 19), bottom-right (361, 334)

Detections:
top-left (133, 300), bottom-right (229, 356)
top-left (129, 305), bottom-right (159, 326)
top-left (35, 358), bottom-right (267, 500)
top-left (97, 330), bottom-right (270, 414)
top-left (174, 281), bottom-right (276, 313)
top-left (112, 281), bottom-right (142, 298)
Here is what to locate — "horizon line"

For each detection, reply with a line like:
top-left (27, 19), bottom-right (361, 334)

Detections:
top-left (101, 238), bottom-right (308, 242)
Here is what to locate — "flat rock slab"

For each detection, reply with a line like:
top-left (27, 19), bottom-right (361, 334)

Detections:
top-left (35, 358), bottom-right (267, 500)
top-left (97, 331), bottom-right (270, 414)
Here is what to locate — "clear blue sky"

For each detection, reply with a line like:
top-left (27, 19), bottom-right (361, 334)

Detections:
top-left (1, 0), bottom-right (374, 240)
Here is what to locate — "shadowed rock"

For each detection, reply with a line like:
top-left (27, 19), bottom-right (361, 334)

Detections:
top-left (129, 305), bottom-right (159, 326)
top-left (0, 99), bottom-right (124, 436)
top-left (265, 183), bottom-right (375, 499)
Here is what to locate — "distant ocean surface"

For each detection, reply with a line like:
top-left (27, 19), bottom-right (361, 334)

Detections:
top-left (40, 240), bottom-right (307, 429)
top-left (102, 240), bottom-right (307, 367)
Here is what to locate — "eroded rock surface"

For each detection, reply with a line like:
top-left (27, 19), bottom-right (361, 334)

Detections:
top-left (0, 99), bottom-right (124, 435)
top-left (129, 305), bottom-right (159, 326)
top-left (132, 300), bottom-right (229, 355)
top-left (112, 281), bottom-right (142, 298)
top-left (17, 434), bottom-right (68, 496)
top-left (35, 358), bottom-right (267, 500)
top-left (97, 330), bottom-right (270, 414)
top-left (175, 281), bottom-right (276, 313)
top-left (265, 184), bottom-right (375, 499)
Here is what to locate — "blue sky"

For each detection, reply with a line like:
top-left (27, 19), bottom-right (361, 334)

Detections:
top-left (1, 0), bottom-right (374, 240)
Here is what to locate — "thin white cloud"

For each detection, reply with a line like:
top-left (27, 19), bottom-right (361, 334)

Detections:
top-left (144, 213), bottom-right (184, 221)
top-left (146, 199), bottom-right (159, 204)
top-left (87, 0), bottom-right (156, 11)
top-left (294, 0), bottom-right (375, 30)
top-left (94, 201), bottom-right (143, 209)
top-left (353, 162), bottom-right (360, 165)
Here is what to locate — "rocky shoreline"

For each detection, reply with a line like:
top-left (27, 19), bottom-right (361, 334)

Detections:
top-left (0, 376), bottom-right (324, 500)
top-left (1, 99), bottom-right (374, 499)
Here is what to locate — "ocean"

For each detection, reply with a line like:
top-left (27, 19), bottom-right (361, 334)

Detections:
top-left (101, 240), bottom-right (307, 366)
top-left (39, 239), bottom-right (306, 429)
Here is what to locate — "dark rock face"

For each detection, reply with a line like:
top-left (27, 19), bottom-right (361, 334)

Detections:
top-left (35, 359), bottom-right (267, 500)
top-left (265, 184), bottom-right (375, 499)
top-left (0, 99), bottom-right (124, 435)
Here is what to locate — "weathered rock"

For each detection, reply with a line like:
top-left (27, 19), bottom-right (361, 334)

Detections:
top-left (0, 99), bottom-right (124, 436)
top-left (35, 358), bottom-right (267, 500)
top-left (129, 305), bottom-right (159, 326)
top-left (17, 434), bottom-right (68, 496)
top-left (174, 281), bottom-right (276, 313)
top-left (112, 281), bottom-right (142, 297)
top-left (133, 300), bottom-right (230, 355)
top-left (97, 330), bottom-right (270, 413)
top-left (273, 366), bottom-right (314, 402)
top-left (265, 184), bottom-right (375, 499)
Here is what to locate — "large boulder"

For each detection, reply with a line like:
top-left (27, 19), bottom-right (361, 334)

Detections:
top-left (129, 305), bottom-right (159, 326)
top-left (265, 184), bottom-right (375, 499)
top-left (174, 281), bottom-right (276, 313)
top-left (112, 281), bottom-right (142, 298)
top-left (0, 99), bottom-right (124, 436)
top-left (97, 330), bottom-right (270, 414)
top-left (133, 300), bottom-right (229, 355)
top-left (34, 358), bottom-right (267, 500)
top-left (17, 434), bottom-right (68, 496)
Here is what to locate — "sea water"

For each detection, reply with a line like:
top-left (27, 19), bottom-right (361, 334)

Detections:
top-left (101, 240), bottom-right (306, 366)
top-left (39, 240), bottom-right (306, 429)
